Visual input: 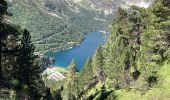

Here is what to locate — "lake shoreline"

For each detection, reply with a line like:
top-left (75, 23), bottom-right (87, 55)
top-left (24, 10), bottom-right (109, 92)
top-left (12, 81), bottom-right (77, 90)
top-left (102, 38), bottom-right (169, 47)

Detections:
top-left (35, 31), bottom-right (107, 56)
top-left (47, 32), bottom-right (106, 70)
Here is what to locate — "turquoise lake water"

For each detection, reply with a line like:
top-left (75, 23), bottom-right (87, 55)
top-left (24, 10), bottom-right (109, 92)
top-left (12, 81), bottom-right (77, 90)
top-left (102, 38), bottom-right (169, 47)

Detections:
top-left (47, 32), bottom-right (106, 70)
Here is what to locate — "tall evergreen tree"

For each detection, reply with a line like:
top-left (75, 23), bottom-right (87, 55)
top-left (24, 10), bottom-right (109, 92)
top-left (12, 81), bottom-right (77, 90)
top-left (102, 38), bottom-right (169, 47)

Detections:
top-left (103, 8), bottom-right (128, 88)
top-left (18, 29), bottom-right (45, 99)
top-left (78, 58), bottom-right (94, 87)
top-left (139, 0), bottom-right (170, 86)
top-left (0, 1), bottom-right (47, 99)
top-left (0, 0), bottom-right (7, 19)
top-left (104, 7), bottom-right (145, 88)
top-left (1, 24), bottom-right (21, 81)
top-left (92, 45), bottom-right (105, 82)
top-left (62, 59), bottom-right (78, 100)
top-left (0, 0), bottom-right (8, 78)
top-left (77, 58), bottom-right (95, 97)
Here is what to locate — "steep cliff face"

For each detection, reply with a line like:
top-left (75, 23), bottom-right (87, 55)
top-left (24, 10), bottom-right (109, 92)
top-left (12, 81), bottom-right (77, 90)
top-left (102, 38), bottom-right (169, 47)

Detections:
top-left (6, 0), bottom-right (154, 52)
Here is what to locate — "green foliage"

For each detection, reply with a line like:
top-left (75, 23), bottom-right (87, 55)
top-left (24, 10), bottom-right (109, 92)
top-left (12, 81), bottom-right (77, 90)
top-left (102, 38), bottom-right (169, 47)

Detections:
top-left (77, 58), bottom-right (95, 98)
top-left (62, 60), bottom-right (78, 100)
top-left (10, 90), bottom-right (16, 100)
top-left (102, 0), bottom-right (170, 90)
top-left (113, 61), bottom-right (170, 100)
top-left (0, 0), bottom-right (7, 16)
top-left (0, 2), bottom-right (48, 98)
top-left (78, 58), bottom-right (94, 90)
top-left (92, 45), bottom-right (105, 82)
top-left (7, 0), bottom-right (83, 52)
top-left (68, 59), bottom-right (77, 75)
top-left (96, 84), bottom-right (115, 100)
top-left (47, 1), bottom-right (170, 99)
top-left (138, 0), bottom-right (170, 87)
top-left (16, 29), bottom-right (46, 99)
top-left (7, 0), bottom-right (111, 52)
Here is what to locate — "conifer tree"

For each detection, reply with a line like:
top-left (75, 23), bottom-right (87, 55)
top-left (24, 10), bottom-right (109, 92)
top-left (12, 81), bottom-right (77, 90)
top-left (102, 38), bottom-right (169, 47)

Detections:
top-left (104, 7), bottom-right (142, 88)
top-left (0, 1), bottom-right (47, 99)
top-left (0, 0), bottom-right (7, 19)
top-left (18, 29), bottom-right (45, 99)
top-left (0, 0), bottom-right (8, 78)
top-left (79, 58), bottom-right (93, 86)
top-left (78, 57), bottom-right (94, 96)
top-left (68, 59), bottom-right (77, 75)
top-left (62, 59), bottom-right (78, 100)
top-left (0, 1), bottom-right (26, 90)
top-left (139, 0), bottom-right (170, 86)
top-left (92, 45), bottom-right (105, 82)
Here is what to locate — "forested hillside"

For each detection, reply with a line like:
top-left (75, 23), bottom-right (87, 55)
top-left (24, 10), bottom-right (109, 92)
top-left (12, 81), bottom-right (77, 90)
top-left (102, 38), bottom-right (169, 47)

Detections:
top-left (6, 0), bottom-right (113, 52)
top-left (6, 0), bottom-right (154, 53)
top-left (0, 0), bottom-right (170, 100)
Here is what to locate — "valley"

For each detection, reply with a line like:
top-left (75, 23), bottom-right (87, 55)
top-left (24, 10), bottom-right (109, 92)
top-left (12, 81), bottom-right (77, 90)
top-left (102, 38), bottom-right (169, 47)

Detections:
top-left (7, 0), bottom-right (113, 53)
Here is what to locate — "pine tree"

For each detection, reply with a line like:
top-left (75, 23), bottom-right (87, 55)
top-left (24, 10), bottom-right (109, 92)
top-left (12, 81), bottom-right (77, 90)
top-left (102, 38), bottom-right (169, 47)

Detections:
top-left (92, 45), bottom-right (105, 82)
top-left (1, 25), bottom-right (21, 81)
top-left (103, 0), bottom-right (170, 89)
top-left (103, 7), bottom-right (144, 88)
top-left (0, 0), bottom-right (8, 78)
top-left (68, 59), bottom-right (77, 75)
top-left (62, 59), bottom-right (78, 100)
top-left (103, 8), bottom-right (125, 88)
top-left (18, 29), bottom-right (45, 99)
top-left (139, 0), bottom-right (170, 86)
top-left (0, 0), bottom-right (7, 19)
top-left (79, 57), bottom-right (94, 87)
top-left (0, 1), bottom-right (47, 99)
top-left (78, 57), bottom-right (94, 97)
top-left (0, 0), bottom-right (24, 92)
